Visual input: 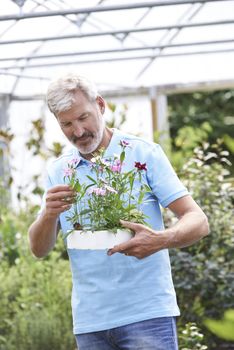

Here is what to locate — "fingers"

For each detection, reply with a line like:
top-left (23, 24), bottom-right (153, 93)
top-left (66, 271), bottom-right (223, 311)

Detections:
top-left (107, 220), bottom-right (148, 258)
top-left (107, 223), bottom-right (157, 259)
top-left (47, 191), bottom-right (76, 204)
top-left (45, 203), bottom-right (72, 216)
top-left (120, 219), bottom-right (144, 231)
top-left (107, 240), bottom-right (134, 256)
top-left (45, 185), bottom-right (76, 216)
top-left (48, 185), bottom-right (72, 193)
top-left (47, 185), bottom-right (75, 202)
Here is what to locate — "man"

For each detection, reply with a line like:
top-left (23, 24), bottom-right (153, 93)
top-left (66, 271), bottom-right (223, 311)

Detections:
top-left (28, 73), bottom-right (209, 350)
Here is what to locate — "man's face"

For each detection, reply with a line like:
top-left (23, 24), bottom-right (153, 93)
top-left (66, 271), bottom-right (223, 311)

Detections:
top-left (57, 91), bottom-right (105, 156)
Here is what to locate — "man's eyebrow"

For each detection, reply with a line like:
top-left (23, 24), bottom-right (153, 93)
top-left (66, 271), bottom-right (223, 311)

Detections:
top-left (78, 112), bottom-right (88, 118)
top-left (59, 112), bottom-right (88, 123)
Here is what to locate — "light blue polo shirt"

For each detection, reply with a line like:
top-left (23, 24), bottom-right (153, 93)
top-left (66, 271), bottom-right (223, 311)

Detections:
top-left (43, 129), bottom-right (188, 334)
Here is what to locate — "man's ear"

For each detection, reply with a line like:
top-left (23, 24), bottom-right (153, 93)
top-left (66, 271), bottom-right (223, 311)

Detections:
top-left (96, 95), bottom-right (105, 114)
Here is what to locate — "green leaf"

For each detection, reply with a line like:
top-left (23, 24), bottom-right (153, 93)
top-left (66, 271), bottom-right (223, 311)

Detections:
top-left (79, 208), bottom-right (93, 216)
top-left (204, 310), bottom-right (234, 341)
top-left (85, 183), bottom-right (95, 192)
top-left (120, 151), bottom-right (125, 163)
top-left (73, 181), bottom-right (81, 192)
top-left (143, 184), bottom-right (152, 192)
top-left (138, 190), bottom-right (144, 204)
top-left (129, 176), bottom-right (134, 190)
top-left (86, 175), bottom-right (97, 184)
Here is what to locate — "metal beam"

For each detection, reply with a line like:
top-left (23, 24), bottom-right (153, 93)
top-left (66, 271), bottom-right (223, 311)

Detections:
top-left (136, 2), bottom-right (205, 79)
top-left (8, 78), bottom-right (234, 101)
top-left (0, 0), bottom-right (230, 21)
top-left (0, 70), bottom-right (49, 80)
top-left (102, 79), bottom-right (234, 97)
top-left (1, 19), bottom-right (233, 45)
top-left (1, 38), bottom-right (234, 62)
top-left (1, 47), bottom-right (234, 70)
top-left (159, 79), bottom-right (234, 95)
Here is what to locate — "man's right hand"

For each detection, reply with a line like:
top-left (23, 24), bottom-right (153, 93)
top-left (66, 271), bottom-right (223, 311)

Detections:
top-left (45, 184), bottom-right (76, 217)
top-left (28, 185), bottom-right (76, 258)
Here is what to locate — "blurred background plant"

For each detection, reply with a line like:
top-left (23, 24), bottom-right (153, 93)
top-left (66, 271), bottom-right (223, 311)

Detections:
top-left (204, 309), bottom-right (234, 342)
top-left (178, 322), bottom-right (208, 350)
top-left (167, 142), bottom-right (234, 350)
top-left (168, 89), bottom-right (234, 173)
top-left (0, 187), bottom-right (75, 349)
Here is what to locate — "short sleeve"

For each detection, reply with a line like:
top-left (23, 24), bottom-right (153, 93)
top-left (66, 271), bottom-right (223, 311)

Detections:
top-left (146, 144), bottom-right (188, 208)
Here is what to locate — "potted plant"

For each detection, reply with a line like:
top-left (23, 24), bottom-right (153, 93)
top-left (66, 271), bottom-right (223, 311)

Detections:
top-left (63, 140), bottom-right (152, 249)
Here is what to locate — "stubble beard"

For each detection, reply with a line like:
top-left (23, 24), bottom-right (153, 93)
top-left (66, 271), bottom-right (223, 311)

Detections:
top-left (74, 118), bottom-right (105, 155)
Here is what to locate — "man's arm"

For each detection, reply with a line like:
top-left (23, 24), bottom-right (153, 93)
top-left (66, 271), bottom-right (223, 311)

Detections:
top-left (107, 195), bottom-right (209, 259)
top-left (28, 185), bottom-right (74, 258)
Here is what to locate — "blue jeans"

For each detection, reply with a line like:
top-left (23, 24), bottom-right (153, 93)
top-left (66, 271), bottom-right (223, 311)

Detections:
top-left (75, 317), bottom-right (178, 350)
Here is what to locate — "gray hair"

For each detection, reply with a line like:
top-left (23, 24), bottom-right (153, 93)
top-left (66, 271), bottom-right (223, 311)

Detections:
top-left (46, 73), bottom-right (98, 115)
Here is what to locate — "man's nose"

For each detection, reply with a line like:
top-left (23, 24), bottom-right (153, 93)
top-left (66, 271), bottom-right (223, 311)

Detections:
top-left (72, 121), bottom-right (83, 137)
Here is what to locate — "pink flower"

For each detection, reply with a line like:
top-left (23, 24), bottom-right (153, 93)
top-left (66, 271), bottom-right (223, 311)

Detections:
top-left (64, 168), bottom-right (75, 177)
top-left (135, 162), bottom-right (147, 171)
top-left (88, 187), bottom-right (107, 196)
top-left (119, 140), bottom-right (131, 147)
top-left (88, 185), bottom-right (117, 196)
top-left (110, 165), bottom-right (121, 172)
top-left (68, 158), bottom-right (80, 167)
top-left (110, 159), bottom-right (122, 173)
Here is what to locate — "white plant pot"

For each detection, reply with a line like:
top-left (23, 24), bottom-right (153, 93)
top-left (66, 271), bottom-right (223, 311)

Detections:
top-left (66, 229), bottom-right (133, 250)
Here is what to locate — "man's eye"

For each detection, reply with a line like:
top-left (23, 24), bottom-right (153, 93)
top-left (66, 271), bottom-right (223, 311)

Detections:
top-left (79, 114), bottom-right (89, 121)
top-left (62, 122), bottom-right (71, 127)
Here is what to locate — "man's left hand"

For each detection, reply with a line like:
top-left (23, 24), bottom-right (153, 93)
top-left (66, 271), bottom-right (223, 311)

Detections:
top-left (107, 220), bottom-right (166, 259)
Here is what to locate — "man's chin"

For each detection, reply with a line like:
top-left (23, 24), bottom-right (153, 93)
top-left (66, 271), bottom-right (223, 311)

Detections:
top-left (74, 142), bottom-right (98, 155)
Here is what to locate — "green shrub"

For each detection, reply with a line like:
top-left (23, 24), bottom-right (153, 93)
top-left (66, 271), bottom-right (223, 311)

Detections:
top-left (0, 182), bottom-right (75, 349)
top-left (0, 251), bottom-right (76, 350)
top-left (168, 143), bottom-right (234, 349)
top-left (168, 89), bottom-right (234, 173)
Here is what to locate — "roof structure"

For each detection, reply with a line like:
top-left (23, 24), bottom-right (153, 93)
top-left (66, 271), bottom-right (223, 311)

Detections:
top-left (1, 0), bottom-right (234, 99)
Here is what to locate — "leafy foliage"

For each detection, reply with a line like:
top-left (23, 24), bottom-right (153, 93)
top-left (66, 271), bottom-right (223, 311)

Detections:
top-left (168, 90), bottom-right (234, 172)
top-left (204, 309), bottom-right (234, 341)
top-left (106, 102), bottom-right (127, 129)
top-left (64, 143), bottom-right (151, 231)
top-left (167, 142), bottom-right (234, 349)
top-left (0, 182), bottom-right (75, 349)
top-left (0, 253), bottom-right (75, 350)
top-left (0, 202), bottom-right (75, 350)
